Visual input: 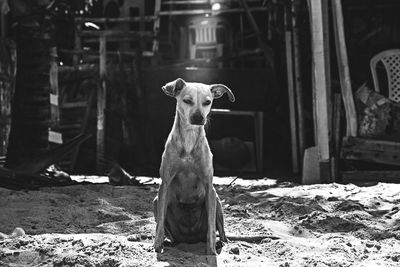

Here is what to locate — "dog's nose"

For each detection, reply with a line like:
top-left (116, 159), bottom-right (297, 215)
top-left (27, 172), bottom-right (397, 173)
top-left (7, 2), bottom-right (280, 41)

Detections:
top-left (190, 112), bottom-right (205, 125)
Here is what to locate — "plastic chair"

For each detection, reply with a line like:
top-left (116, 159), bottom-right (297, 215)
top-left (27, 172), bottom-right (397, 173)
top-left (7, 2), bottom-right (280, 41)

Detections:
top-left (188, 16), bottom-right (231, 66)
top-left (370, 49), bottom-right (400, 102)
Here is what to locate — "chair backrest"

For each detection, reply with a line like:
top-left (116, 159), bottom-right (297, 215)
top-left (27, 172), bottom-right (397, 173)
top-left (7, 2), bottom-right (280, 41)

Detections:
top-left (370, 49), bottom-right (400, 102)
top-left (188, 16), bottom-right (229, 45)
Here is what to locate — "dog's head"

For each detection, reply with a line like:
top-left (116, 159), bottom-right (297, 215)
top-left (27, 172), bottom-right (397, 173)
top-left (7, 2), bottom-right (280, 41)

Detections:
top-left (162, 78), bottom-right (235, 126)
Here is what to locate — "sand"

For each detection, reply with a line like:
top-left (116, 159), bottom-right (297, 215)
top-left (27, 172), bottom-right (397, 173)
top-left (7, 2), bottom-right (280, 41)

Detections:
top-left (1, 177), bottom-right (400, 266)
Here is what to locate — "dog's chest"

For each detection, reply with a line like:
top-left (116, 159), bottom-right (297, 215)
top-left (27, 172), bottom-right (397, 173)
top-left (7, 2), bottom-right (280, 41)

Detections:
top-left (166, 198), bottom-right (208, 243)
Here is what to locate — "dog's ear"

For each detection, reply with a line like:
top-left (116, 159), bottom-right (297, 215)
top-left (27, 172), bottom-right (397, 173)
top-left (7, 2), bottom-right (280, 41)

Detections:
top-left (162, 78), bottom-right (186, 97)
top-left (210, 84), bottom-right (235, 102)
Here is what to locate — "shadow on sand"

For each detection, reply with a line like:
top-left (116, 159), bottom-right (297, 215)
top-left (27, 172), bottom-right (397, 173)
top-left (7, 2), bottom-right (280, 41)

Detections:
top-left (156, 242), bottom-right (219, 267)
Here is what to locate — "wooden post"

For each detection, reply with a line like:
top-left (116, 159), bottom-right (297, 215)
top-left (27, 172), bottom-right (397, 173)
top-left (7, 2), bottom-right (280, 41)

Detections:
top-left (332, 0), bottom-right (358, 137)
top-left (73, 18), bottom-right (82, 67)
top-left (291, 0), bottom-right (306, 166)
top-left (308, 0), bottom-right (331, 182)
top-left (284, 4), bottom-right (299, 173)
top-left (239, 0), bottom-right (274, 68)
top-left (1, 10), bottom-right (6, 37)
top-left (49, 47), bottom-right (62, 144)
top-left (152, 0), bottom-right (162, 54)
top-left (332, 94), bottom-right (342, 182)
top-left (322, 0), bottom-right (332, 135)
top-left (97, 34), bottom-right (107, 173)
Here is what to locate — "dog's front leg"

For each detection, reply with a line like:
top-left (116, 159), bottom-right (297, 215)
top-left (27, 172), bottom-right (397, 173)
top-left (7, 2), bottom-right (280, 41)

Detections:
top-left (154, 181), bottom-right (169, 252)
top-left (216, 195), bottom-right (227, 243)
top-left (206, 183), bottom-right (217, 255)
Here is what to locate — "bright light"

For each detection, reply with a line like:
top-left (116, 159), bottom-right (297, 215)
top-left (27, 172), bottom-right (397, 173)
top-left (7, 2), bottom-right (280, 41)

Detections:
top-left (211, 3), bottom-right (221, 11)
top-left (84, 22), bottom-right (100, 30)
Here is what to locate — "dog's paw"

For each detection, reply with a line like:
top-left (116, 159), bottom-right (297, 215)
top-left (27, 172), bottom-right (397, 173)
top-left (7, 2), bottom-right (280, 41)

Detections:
top-left (153, 237), bottom-right (164, 253)
top-left (206, 245), bottom-right (217, 255)
top-left (163, 238), bottom-right (174, 247)
top-left (153, 242), bottom-right (163, 253)
top-left (216, 240), bottom-right (225, 254)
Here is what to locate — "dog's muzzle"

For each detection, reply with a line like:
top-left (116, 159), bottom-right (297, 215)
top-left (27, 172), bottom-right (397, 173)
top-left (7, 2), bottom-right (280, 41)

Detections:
top-left (190, 112), bottom-right (205, 125)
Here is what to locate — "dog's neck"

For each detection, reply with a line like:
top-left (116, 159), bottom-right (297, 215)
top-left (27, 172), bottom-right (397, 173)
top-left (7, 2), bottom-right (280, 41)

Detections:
top-left (172, 111), bottom-right (206, 154)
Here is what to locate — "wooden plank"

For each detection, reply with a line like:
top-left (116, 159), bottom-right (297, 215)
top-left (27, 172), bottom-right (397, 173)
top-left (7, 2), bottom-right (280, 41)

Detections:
top-left (80, 30), bottom-right (154, 38)
top-left (49, 47), bottom-right (60, 137)
top-left (332, 94), bottom-right (342, 182)
top-left (341, 137), bottom-right (400, 166)
top-left (163, 0), bottom-right (209, 4)
top-left (76, 16), bottom-right (157, 23)
top-left (59, 49), bottom-right (136, 57)
top-left (73, 18), bottom-right (82, 66)
top-left (342, 171), bottom-right (400, 183)
top-left (291, 0), bottom-right (305, 165)
top-left (61, 101), bottom-right (88, 109)
top-left (163, 0), bottom-right (261, 3)
top-left (97, 35), bottom-right (107, 173)
top-left (1, 10), bottom-right (6, 37)
top-left (284, 5), bottom-right (299, 173)
top-left (153, 0), bottom-right (162, 54)
top-left (70, 89), bottom-right (95, 173)
top-left (308, 0), bottom-right (331, 165)
top-left (322, 0), bottom-right (332, 135)
top-left (332, 0), bottom-right (358, 137)
top-left (158, 7), bottom-right (267, 16)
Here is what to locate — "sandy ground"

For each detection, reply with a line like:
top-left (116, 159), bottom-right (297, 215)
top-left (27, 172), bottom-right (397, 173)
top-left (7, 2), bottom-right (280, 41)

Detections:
top-left (1, 176), bottom-right (400, 267)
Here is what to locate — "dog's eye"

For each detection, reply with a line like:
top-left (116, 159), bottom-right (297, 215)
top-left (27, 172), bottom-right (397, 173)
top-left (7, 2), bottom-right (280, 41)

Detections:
top-left (183, 99), bottom-right (194, 105)
top-left (203, 100), bottom-right (211, 106)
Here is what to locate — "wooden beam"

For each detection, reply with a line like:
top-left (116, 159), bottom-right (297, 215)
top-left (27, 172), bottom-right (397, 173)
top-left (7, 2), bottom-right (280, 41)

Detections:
top-left (158, 7), bottom-right (267, 16)
top-left (284, 4), bottom-right (299, 173)
top-left (97, 35), bottom-right (107, 173)
top-left (322, 0), bottom-right (332, 135)
top-left (308, 0), bottom-right (331, 181)
top-left (76, 16), bottom-right (157, 23)
top-left (80, 30), bottom-right (154, 38)
top-left (332, 94), bottom-right (342, 182)
top-left (342, 171), bottom-right (400, 183)
top-left (73, 19), bottom-right (82, 66)
top-left (291, 0), bottom-right (305, 165)
top-left (49, 47), bottom-right (61, 144)
top-left (341, 137), bottom-right (400, 166)
top-left (49, 47), bottom-right (60, 127)
top-left (153, 0), bottom-right (162, 54)
top-left (332, 0), bottom-right (358, 137)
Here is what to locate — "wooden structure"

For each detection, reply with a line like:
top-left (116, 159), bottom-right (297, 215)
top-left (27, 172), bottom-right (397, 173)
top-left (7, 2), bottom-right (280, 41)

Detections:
top-left (304, 0), bottom-right (400, 183)
top-left (70, 16), bottom-right (157, 172)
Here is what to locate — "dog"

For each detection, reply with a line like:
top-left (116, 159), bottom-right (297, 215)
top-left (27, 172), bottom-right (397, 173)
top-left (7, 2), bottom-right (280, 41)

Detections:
top-left (153, 78), bottom-right (235, 255)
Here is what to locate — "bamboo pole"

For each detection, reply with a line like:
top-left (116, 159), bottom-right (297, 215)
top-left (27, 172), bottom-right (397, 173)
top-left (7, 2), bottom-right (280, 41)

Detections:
top-left (332, 0), bottom-right (358, 137)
